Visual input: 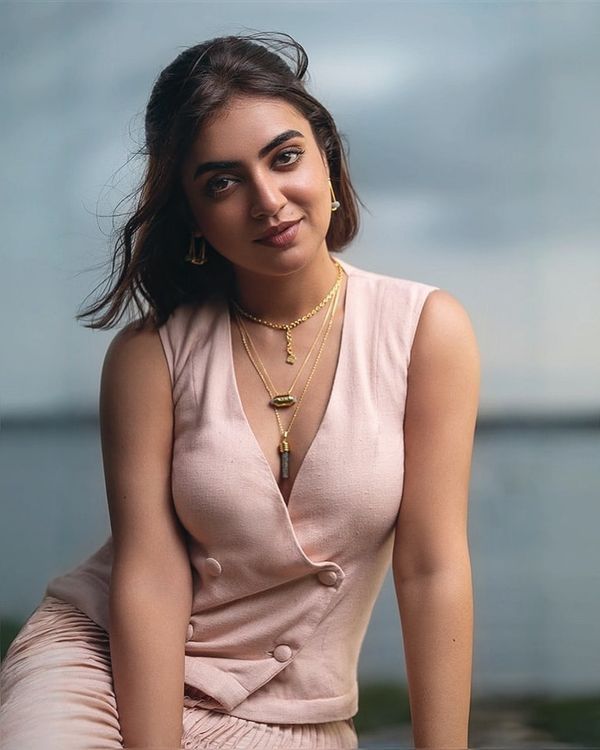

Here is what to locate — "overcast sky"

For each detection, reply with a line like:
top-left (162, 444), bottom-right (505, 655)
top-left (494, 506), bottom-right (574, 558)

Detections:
top-left (1, 1), bottom-right (599, 417)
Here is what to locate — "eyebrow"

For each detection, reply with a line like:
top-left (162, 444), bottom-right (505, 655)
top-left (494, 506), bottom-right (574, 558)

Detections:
top-left (192, 129), bottom-right (305, 181)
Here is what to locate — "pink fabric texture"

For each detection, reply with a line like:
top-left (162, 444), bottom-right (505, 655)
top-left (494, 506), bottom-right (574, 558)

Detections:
top-left (37, 256), bottom-right (439, 724)
top-left (0, 596), bottom-right (359, 749)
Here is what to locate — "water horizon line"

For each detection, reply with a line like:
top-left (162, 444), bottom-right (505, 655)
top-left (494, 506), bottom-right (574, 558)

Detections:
top-left (1, 409), bottom-right (598, 431)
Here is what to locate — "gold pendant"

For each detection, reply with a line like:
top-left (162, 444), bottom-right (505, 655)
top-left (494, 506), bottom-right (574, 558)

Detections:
top-left (285, 329), bottom-right (295, 364)
top-left (269, 394), bottom-right (297, 408)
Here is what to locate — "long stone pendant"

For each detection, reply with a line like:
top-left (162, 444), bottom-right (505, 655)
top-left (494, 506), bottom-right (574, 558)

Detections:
top-left (279, 434), bottom-right (290, 479)
top-left (269, 394), bottom-right (297, 408)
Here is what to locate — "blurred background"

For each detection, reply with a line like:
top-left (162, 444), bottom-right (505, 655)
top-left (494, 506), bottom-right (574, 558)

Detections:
top-left (1, 1), bottom-right (599, 746)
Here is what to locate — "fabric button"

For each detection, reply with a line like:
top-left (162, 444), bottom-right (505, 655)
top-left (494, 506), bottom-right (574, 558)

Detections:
top-left (317, 569), bottom-right (338, 586)
top-left (205, 557), bottom-right (222, 576)
top-left (186, 623), bottom-right (194, 640)
top-left (272, 644), bottom-right (293, 662)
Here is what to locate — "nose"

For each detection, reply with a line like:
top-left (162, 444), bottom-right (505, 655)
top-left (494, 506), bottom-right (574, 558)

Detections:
top-left (249, 174), bottom-right (287, 219)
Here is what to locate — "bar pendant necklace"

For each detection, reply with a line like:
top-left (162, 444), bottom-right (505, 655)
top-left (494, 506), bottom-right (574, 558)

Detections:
top-left (279, 432), bottom-right (290, 479)
top-left (275, 285), bottom-right (341, 481)
top-left (232, 267), bottom-right (344, 482)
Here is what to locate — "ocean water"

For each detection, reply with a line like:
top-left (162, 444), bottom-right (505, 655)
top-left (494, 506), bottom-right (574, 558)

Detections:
top-left (1, 419), bottom-right (598, 698)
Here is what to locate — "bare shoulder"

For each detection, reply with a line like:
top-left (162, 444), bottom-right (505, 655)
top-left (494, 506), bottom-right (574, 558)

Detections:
top-left (99, 317), bottom-right (173, 472)
top-left (101, 317), bottom-right (171, 399)
top-left (104, 317), bottom-right (164, 364)
top-left (413, 288), bottom-right (479, 353)
top-left (409, 288), bottom-right (480, 387)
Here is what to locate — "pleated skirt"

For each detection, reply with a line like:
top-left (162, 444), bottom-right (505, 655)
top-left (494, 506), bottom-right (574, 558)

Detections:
top-left (0, 596), bottom-right (359, 750)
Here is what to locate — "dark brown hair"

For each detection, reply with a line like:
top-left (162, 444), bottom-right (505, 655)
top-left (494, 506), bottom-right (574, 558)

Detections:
top-left (77, 31), bottom-right (363, 330)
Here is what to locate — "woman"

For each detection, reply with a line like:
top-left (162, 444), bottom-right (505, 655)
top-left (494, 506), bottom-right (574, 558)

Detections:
top-left (0, 32), bottom-right (479, 749)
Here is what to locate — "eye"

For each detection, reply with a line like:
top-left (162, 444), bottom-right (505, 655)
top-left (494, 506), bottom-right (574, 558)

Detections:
top-left (276, 147), bottom-right (304, 166)
top-left (205, 176), bottom-right (236, 197)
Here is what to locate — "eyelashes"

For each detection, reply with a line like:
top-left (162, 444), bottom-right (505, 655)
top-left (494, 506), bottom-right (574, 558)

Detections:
top-left (276, 147), bottom-right (305, 166)
top-left (205, 176), bottom-right (235, 197)
top-left (204, 147), bottom-right (305, 197)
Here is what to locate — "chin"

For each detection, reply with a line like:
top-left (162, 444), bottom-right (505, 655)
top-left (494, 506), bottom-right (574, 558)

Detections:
top-left (247, 246), bottom-right (312, 273)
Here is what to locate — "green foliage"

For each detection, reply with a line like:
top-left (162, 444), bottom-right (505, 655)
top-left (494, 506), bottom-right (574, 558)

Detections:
top-left (354, 681), bottom-right (411, 732)
top-left (526, 695), bottom-right (600, 745)
top-left (1, 618), bottom-right (24, 660)
top-left (353, 687), bottom-right (600, 745)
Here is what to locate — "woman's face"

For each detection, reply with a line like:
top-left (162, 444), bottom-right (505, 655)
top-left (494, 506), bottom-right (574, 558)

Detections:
top-left (180, 95), bottom-right (333, 278)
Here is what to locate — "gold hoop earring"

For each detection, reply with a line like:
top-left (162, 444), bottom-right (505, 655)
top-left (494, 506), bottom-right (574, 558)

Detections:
top-left (328, 179), bottom-right (341, 212)
top-left (185, 235), bottom-right (208, 265)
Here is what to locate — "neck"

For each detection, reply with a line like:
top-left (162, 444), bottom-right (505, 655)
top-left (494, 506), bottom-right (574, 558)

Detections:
top-left (230, 251), bottom-right (342, 322)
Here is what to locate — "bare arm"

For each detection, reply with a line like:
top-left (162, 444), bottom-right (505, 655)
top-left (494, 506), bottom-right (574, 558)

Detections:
top-left (392, 290), bottom-right (480, 749)
top-left (100, 322), bottom-right (193, 750)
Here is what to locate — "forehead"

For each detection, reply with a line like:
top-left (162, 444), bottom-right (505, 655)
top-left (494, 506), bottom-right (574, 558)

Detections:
top-left (190, 95), bottom-right (311, 157)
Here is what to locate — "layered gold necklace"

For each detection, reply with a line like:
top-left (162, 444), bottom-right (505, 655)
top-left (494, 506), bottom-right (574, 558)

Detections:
top-left (230, 259), bottom-right (344, 365)
top-left (231, 260), bottom-right (345, 481)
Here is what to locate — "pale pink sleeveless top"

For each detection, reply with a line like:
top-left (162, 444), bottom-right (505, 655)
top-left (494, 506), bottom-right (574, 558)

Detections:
top-left (45, 256), bottom-right (439, 723)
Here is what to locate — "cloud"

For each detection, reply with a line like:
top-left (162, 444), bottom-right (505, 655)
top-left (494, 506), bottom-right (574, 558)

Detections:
top-left (309, 47), bottom-right (418, 103)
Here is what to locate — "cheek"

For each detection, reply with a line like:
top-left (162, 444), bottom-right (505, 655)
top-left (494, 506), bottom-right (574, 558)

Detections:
top-left (186, 194), bottom-right (209, 228)
top-left (193, 201), bottom-right (240, 239)
top-left (290, 172), bottom-right (330, 213)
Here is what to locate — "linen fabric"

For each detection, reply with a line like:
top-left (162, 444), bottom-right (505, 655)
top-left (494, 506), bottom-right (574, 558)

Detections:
top-left (34, 257), bottom-right (438, 724)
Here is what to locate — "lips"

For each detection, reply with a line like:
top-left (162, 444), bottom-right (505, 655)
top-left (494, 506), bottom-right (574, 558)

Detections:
top-left (254, 220), bottom-right (301, 241)
top-left (253, 219), bottom-right (302, 249)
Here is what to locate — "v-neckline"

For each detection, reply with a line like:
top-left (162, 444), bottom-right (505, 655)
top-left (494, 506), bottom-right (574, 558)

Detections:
top-left (222, 258), bottom-right (353, 513)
